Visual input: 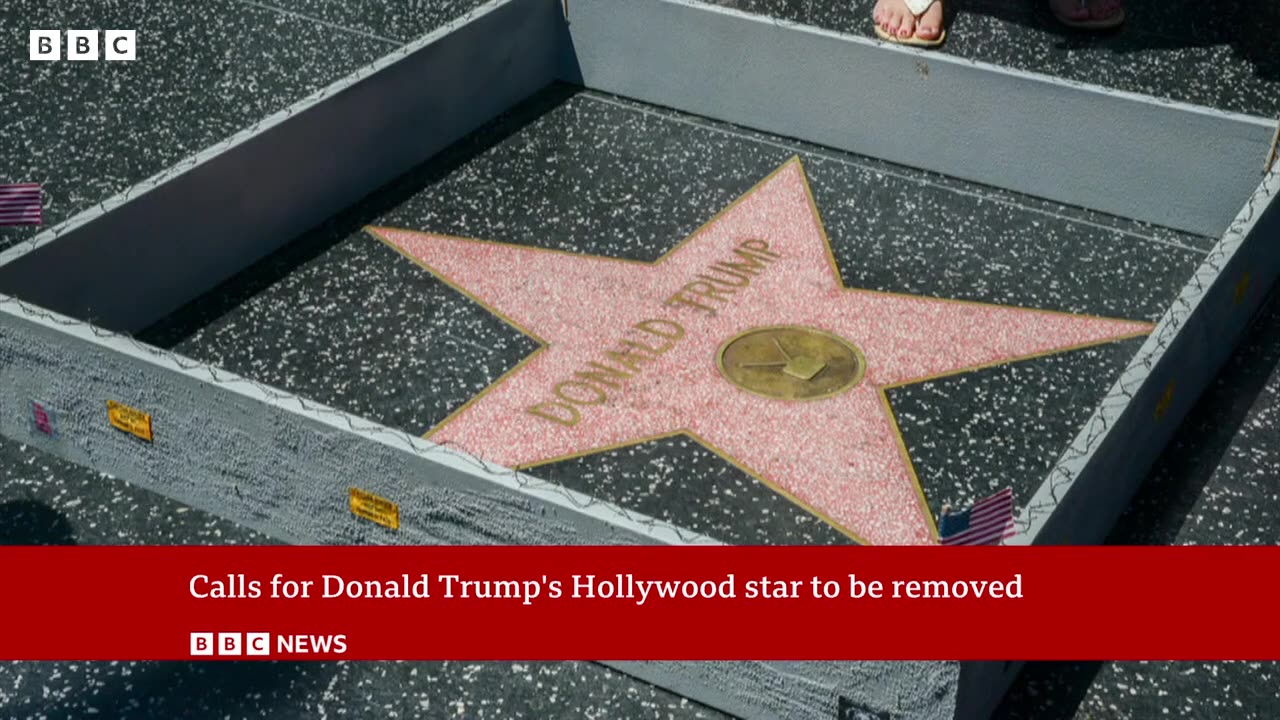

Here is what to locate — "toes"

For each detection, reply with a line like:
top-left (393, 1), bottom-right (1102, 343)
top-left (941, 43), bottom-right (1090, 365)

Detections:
top-left (873, 0), bottom-right (894, 31)
top-left (886, 9), bottom-right (901, 35)
top-left (874, 0), bottom-right (947, 41)
top-left (884, 4), bottom-right (912, 35)
top-left (916, 2), bottom-right (943, 38)
top-left (897, 11), bottom-right (917, 38)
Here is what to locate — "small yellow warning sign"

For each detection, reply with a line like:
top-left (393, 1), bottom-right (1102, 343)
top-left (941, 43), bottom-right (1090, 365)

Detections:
top-left (349, 487), bottom-right (400, 531)
top-left (107, 400), bottom-right (153, 442)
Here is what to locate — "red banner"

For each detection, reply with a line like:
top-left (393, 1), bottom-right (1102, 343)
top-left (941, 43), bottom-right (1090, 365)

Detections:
top-left (2, 545), bottom-right (1276, 661)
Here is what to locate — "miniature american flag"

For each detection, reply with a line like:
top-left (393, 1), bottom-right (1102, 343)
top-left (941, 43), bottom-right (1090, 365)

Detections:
top-left (0, 183), bottom-right (42, 226)
top-left (938, 487), bottom-right (1017, 546)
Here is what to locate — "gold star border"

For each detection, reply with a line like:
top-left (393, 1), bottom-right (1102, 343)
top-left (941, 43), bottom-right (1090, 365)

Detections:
top-left (364, 157), bottom-right (1154, 545)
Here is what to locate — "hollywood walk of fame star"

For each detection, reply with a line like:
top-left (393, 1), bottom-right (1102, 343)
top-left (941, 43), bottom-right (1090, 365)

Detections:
top-left (366, 158), bottom-right (1152, 546)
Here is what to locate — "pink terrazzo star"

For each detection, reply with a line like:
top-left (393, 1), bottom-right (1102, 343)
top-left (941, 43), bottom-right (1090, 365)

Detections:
top-left (367, 158), bottom-right (1152, 545)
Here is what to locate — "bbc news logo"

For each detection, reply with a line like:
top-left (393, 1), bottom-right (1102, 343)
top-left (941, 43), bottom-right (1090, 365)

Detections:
top-left (189, 632), bottom-right (348, 657)
top-left (29, 30), bottom-right (136, 61)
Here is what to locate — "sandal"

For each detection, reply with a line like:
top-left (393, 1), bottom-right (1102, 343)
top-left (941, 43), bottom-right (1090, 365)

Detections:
top-left (873, 0), bottom-right (947, 48)
top-left (1051, 0), bottom-right (1125, 29)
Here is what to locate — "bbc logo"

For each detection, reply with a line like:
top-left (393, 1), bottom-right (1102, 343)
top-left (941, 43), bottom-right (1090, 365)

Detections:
top-left (29, 30), bottom-right (136, 61)
top-left (190, 632), bottom-right (271, 657)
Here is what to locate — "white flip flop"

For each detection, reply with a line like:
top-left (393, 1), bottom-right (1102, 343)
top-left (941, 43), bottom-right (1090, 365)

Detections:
top-left (873, 0), bottom-right (947, 48)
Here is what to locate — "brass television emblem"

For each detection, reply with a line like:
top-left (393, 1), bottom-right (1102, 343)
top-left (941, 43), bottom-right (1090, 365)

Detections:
top-left (717, 325), bottom-right (866, 401)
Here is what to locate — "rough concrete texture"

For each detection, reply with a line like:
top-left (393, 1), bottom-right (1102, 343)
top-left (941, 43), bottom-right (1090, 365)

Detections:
top-left (702, 0), bottom-right (1280, 120)
top-left (995, 285), bottom-right (1280, 719)
top-left (981, 168), bottom-right (1280, 720)
top-left (0, 303), bottom-right (962, 720)
top-left (0, 0), bottom-right (565, 335)
top-left (1, 1), bottom-right (1273, 718)
top-left (0, 437), bottom-right (732, 720)
top-left (1020, 167), bottom-right (1280, 549)
top-left (614, 660), bottom-right (959, 720)
top-left (561, 0), bottom-right (1274, 239)
top-left (0, 306), bottom-right (685, 549)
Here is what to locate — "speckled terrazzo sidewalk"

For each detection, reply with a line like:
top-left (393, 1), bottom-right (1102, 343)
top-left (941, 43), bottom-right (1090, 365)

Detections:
top-left (4, 0), bottom-right (1275, 255)
top-left (0, 0), bottom-right (489, 252)
top-left (137, 84), bottom-right (1206, 548)
top-left (709, 0), bottom-right (1280, 118)
top-left (3, 1), bottom-right (1278, 717)
top-left (994, 288), bottom-right (1280, 720)
top-left (0, 435), bottom-right (728, 720)
top-left (5, 278), bottom-right (1279, 719)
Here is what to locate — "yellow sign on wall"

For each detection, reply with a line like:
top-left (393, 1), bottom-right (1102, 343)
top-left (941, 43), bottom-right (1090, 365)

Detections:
top-left (107, 400), bottom-right (153, 442)
top-left (349, 487), bottom-right (400, 531)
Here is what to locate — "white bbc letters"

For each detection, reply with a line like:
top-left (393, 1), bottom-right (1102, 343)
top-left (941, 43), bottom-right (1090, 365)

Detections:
top-left (105, 30), bottom-right (136, 60)
top-left (29, 30), bottom-right (136, 61)
top-left (29, 30), bottom-right (60, 61)
top-left (66, 30), bottom-right (99, 61)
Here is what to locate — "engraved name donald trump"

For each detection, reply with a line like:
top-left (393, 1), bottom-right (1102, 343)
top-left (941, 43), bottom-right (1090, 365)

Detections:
top-left (527, 238), bottom-right (782, 427)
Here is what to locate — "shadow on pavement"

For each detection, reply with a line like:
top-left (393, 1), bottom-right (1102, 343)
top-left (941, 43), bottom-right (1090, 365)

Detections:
top-left (995, 287), bottom-right (1280, 718)
top-left (0, 498), bottom-right (78, 545)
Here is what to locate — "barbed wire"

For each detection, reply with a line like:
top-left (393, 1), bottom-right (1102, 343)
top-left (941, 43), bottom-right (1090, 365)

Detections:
top-left (3, 0), bottom-right (1278, 549)
top-left (8, 156), bottom-right (1275, 550)
top-left (1, 0), bottom-right (509, 260)
top-left (0, 293), bottom-right (725, 547)
top-left (3, 0), bottom-right (717, 545)
top-left (1016, 163), bottom-right (1280, 540)
top-left (4, 155), bottom-right (1278, 548)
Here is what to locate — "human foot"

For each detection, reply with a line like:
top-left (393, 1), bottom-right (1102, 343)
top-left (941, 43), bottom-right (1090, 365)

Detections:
top-left (1048, 0), bottom-right (1125, 29)
top-left (872, 0), bottom-right (945, 47)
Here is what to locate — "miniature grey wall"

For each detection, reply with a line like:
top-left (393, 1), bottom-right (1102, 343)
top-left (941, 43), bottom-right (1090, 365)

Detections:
top-left (3, 0), bottom-right (1274, 717)
top-left (0, 301), bottom-right (960, 719)
top-left (1027, 168), bottom-right (1280, 551)
top-left (0, 304), bottom-right (676, 548)
top-left (0, 0), bottom-right (564, 335)
top-left (560, 0), bottom-right (1275, 239)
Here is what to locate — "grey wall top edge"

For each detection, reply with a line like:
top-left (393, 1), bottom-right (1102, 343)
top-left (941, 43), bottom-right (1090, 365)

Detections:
top-left (0, 292), bottom-right (725, 547)
top-left (662, 0), bottom-right (1277, 126)
top-left (0, 0), bottom-right (563, 334)
top-left (607, 659), bottom-right (960, 720)
top-left (560, 0), bottom-right (1275, 238)
top-left (1012, 167), bottom-right (1280, 545)
top-left (0, 0), bottom-right (521, 271)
